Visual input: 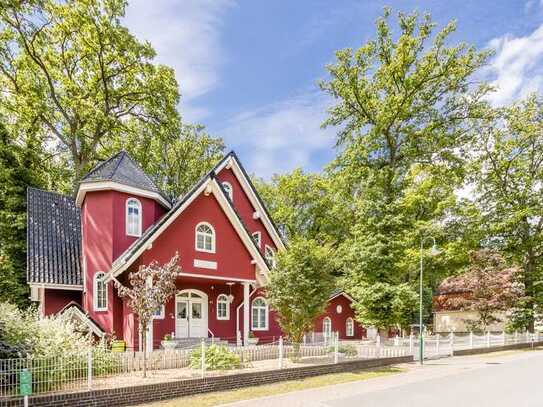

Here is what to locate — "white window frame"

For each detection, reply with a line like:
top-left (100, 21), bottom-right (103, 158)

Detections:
top-left (152, 305), bottom-right (165, 319)
top-left (93, 272), bottom-right (108, 312)
top-left (323, 317), bottom-right (332, 336)
top-left (264, 245), bottom-right (276, 268)
top-left (252, 231), bottom-right (261, 248)
top-left (126, 198), bottom-right (142, 237)
top-left (222, 181), bottom-right (233, 201)
top-left (346, 317), bottom-right (354, 337)
top-left (216, 294), bottom-right (230, 320)
top-left (195, 222), bottom-right (216, 253)
top-left (251, 297), bottom-right (269, 331)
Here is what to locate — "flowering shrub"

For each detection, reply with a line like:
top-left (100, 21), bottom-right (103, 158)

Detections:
top-left (190, 344), bottom-right (241, 370)
top-left (0, 302), bottom-right (117, 392)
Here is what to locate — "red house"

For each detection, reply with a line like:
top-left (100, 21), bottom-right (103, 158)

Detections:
top-left (26, 151), bottom-right (365, 350)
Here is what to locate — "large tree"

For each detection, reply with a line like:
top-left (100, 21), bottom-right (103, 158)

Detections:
top-left (0, 0), bottom-right (181, 190)
top-left (320, 9), bottom-right (490, 329)
top-left (470, 96), bottom-right (543, 331)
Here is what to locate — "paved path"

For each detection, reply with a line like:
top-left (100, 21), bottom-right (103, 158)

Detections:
top-left (221, 349), bottom-right (543, 407)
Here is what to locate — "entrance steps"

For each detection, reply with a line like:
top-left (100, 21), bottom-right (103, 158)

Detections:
top-left (166, 337), bottom-right (230, 349)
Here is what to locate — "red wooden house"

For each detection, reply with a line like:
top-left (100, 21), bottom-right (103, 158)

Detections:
top-left (26, 151), bottom-right (365, 350)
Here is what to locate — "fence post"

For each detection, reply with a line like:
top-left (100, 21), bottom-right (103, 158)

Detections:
top-left (469, 331), bottom-right (473, 349)
top-left (486, 331), bottom-right (491, 348)
top-left (436, 333), bottom-right (440, 355)
top-left (449, 332), bottom-right (454, 356)
top-left (87, 349), bottom-right (93, 390)
top-left (502, 331), bottom-right (506, 346)
top-left (514, 331), bottom-right (518, 344)
top-left (278, 336), bottom-right (284, 369)
top-left (201, 339), bottom-right (206, 378)
top-left (409, 333), bottom-right (413, 354)
top-left (334, 332), bottom-right (339, 364)
top-left (303, 334), bottom-right (306, 345)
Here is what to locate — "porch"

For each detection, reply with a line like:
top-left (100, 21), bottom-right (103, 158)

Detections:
top-left (143, 276), bottom-right (267, 351)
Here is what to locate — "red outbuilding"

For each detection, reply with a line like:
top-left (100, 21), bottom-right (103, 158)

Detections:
top-left (27, 151), bottom-right (366, 350)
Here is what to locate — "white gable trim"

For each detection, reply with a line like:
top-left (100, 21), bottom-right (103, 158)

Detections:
top-left (61, 305), bottom-right (105, 337)
top-left (106, 178), bottom-right (270, 282)
top-left (29, 283), bottom-right (83, 291)
top-left (76, 181), bottom-right (171, 209)
top-left (329, 292), bottom-right (354, 303)
top-left (215, 156), bottom-right (285, 250)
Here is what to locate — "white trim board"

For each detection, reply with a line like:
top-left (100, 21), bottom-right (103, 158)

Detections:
top-left (215, 156), bottom-right (285, 251)
top-left (76, 181), bottom-right (171, 209)
top-left (29, 283), bottom-right (83, 291)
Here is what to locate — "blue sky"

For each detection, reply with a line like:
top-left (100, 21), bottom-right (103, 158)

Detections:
top-left (124, 1), bottom-right (543, 177)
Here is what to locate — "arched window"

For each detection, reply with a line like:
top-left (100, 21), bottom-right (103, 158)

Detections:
top-left (126, 198), bottom-right (142, 237)
top-left (222, 182), bottom-right (233, 201)
top-left (264, 245), bottom-right (276, 268)
top-left (195, 222), bottom-right (215, 253)
top-left (251, 297), bottom-right (268, 330)
top-left (322, 317), bottom-right (332, 337)
top-left (94, 272), bottom-right (108, 311)
top-left (252, 231), bottom-right (261, 248)
top-left (346, 317), bottom-right (354, 337)
top-left (217, 294), bottom-right (229, 320)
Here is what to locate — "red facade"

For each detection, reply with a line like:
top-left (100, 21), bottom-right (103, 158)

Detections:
top-left (40, 153), bottom-right (367, 349)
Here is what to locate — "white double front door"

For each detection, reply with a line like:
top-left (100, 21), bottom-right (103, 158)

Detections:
top-left (175, 289), bottom-right (208, 338)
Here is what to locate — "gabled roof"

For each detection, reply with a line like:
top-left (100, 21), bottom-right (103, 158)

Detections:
top-left (214, 151), bottom-right (286, 250)
top-left (106, 172), bottom-right (271, 284)
top-left (59, 302), bottom-right (105, 337)
top-left (27, 187), bottom-right (83, 287)
top-left (76, 151), bottom-right (171, 208)
top-left (329, 289), bottom-right (354, 302)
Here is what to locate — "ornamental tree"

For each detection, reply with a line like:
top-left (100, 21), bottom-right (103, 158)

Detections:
top-left (266, 238), bottom-right (335, 355)
top-left (115, 254), bottom-right (181, 377)
top-left (439, 250), bottom-right (524, 332)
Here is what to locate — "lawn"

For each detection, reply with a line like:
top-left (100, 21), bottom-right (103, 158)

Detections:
top-left (143, 367), bottom-right (404, 407)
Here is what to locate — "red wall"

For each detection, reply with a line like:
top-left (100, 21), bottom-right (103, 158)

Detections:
top-left (138, 192), bottom-right (257, 282)
top-left (81, 189), bottom-right (166, 335)
top-left (43, 289), bottom-right (81, 316)
top-left (314, 295), bottom-right (366, 340)
top-left (216, 168), bottom-right (277, 253)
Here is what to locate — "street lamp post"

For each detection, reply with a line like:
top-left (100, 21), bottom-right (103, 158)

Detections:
top-left (419, 236), bottom-right (439, 365)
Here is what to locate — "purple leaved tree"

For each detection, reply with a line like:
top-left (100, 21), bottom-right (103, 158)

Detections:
top-left (115, 253), bottom-right (181, 378)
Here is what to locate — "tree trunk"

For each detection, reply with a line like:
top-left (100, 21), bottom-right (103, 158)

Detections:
top-left (141, 323), bottom-right (147, 378)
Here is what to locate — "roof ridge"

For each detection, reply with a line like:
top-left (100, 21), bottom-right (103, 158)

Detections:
top-left (27, 186), bottom-right (75, 202)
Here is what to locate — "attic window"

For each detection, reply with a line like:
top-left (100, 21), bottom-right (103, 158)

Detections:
top-left (195, 222), bottom-right (215, 253)
top-left (126, 198), bottom-right (142, 237)
top-left (222, 182), bottom-right (233, 201)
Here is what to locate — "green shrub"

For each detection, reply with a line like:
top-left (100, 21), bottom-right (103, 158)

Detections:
top-left (190, 344), bottom-right (241, 370)
top-left (328, 344), bottom-right (357, 357)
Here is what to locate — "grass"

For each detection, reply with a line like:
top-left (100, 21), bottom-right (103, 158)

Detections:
top-left (145, 367), bottom-right (404, 407)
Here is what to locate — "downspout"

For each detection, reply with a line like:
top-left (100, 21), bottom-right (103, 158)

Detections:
top-left (236, 285), bottom-right (257, 345)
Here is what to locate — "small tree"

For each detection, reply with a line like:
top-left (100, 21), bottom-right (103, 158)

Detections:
top-left (266, 238), bottom-right (335, 357)
top-left (115, 254), bottom-right (181, 377)
top-left (439, 250), bottom-right (523, 331)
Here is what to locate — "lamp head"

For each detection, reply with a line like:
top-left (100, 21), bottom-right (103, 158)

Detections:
top-left (429, 244), bottom-right (440, 257)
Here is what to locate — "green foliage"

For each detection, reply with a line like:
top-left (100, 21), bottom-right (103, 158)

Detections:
top-left (470, 96), bottom-right (543, 331)
top-left (190, 344), bottom-right (241, 370)
top-left (350, 282), bottom-right (418, 330)
top-left (266, 238), bottom-right (336, 343)
top-left (328, 344), bottom-right (358, 357)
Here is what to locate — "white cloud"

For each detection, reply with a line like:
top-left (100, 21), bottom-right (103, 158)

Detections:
top-left (486, 24), bottom-right (543, 105)
top-left (217, 91), bottom-right (336, 178)
top-left (124, 0), bottom-right (233, 121)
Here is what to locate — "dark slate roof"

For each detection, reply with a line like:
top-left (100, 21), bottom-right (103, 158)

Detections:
top-left (81, 151), bottom-right (166, 199)
top-left (27, 187), bottom-right (82, 286)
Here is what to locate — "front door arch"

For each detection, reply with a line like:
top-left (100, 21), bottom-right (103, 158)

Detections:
top-left (175, 289), bottom-right (208, 338)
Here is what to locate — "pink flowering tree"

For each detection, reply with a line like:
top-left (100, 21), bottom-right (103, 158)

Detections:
top-left (115, 253), bottom-right (181, 377)
top-left (439, 250), bottom-right (524, 331)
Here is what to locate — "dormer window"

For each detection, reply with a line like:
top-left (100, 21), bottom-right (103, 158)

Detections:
top-left (265, 245), bottom-right (276, 268)
top-left (252, 231), bottom-right (261, 248)
top-left (195, 222), bottom-right (215, 253)
top-left (126, 198), bottom-right (142, 237)
top-left (222, 182), bottom-right (233, 201)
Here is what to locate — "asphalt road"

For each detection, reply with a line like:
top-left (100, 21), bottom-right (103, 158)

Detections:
top-left (222, 349), bottom-right (543, 407)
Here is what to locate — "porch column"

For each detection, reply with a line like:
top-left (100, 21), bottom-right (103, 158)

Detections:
top-left (243, 282), bottom-right (250, 346)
